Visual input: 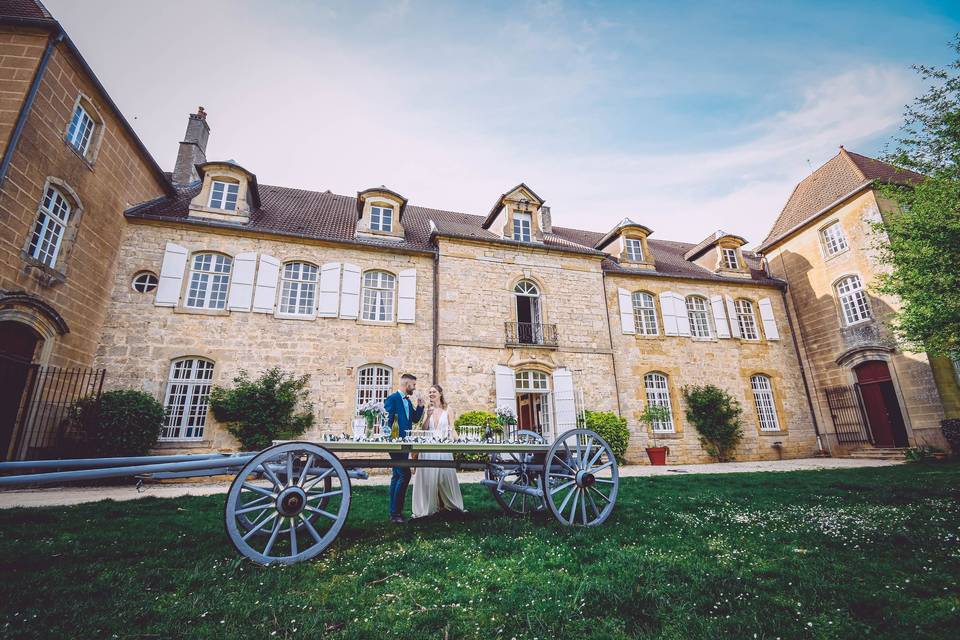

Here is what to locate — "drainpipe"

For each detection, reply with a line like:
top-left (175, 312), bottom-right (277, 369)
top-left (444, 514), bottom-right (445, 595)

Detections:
top-left (0, 30), bottom-right (64, 188)
top-left (431, 246), bottom-right (439, 383)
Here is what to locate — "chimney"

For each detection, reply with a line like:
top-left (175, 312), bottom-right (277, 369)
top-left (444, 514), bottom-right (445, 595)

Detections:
top-left (172, 106), bottom-right (210, 185)
top-left (539, 205), bottom-right (553, 234)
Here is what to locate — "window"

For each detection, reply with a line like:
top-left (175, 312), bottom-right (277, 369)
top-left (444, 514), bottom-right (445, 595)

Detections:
top-left (751, 374), bottom-right (780, 431)
top-left (370, 205), bottom-right (393, 232)
top-left (355, 364), bottom-right (393, 415)
top-left (734, 299), bottom-right (759, 340)
top-left (185, 253), bottom-right (232, 309)
top-left (821, 222), bottom-right (848, 256)
top-left (66, 103), bottom-right (95, 156)
top-left (643, 372), bottom-right (674, 432)
top-left (279, 262), bottom-right (318, 316)
top-left (361, 270), bottom-right (395, 322)
top-left (27, 186), bottom-right (72, 268)
top-left (631, 291), bottom-right (659, 335)
top-left (513, 211), bottom-right (532, 242)
top-left (625, 238), bottom-right (644, 261)
top-left (132, 271), bottom-right (159, 293)
top-left (209, 180), bottom-right (239, 211)
top-left (721, 248), bottom-right (739, 270)
top-left (515, 370), bottom-right (549, 391)
top-left (686, 295), bottom-right (712, 338)
top-left (835, 275), bottom-right (871, 325)
top-left (162, 358), bottom-right (215, 440)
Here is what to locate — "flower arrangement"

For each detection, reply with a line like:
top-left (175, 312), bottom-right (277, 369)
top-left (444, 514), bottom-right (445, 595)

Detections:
top-left (358, 400), bottom-right (388, 437)
top-left (495, 406), bottom-right (517, 427)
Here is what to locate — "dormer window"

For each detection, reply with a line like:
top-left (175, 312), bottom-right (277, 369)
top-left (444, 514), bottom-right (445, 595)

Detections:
top-left (370, 205), bottom-right (393, 232)
top-left (625, 238), bottom-right (644, 262)
top-left (513, 211), bottom-right (532, 242)
top-left (209, 180), bottom-right (239, 211)
top-left (721, 247), bottom-right (739, 270)
top-left (66, 103), bottom-right (95, 156)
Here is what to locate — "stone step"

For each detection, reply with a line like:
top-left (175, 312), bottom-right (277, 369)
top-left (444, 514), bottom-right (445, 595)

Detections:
top-left (848, 448), bottom-right (908, 460)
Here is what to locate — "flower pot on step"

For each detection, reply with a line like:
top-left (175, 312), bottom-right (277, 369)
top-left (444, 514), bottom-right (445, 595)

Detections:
top-left (646, 446), bottom-right (669, 465)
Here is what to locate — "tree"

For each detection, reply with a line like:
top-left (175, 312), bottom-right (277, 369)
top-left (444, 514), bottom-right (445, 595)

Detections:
top-left (874, 36), bottom-right (960, 358)
top-left (209, 368), bottom-right (315, 451)
top-left (681, 385), bottom-right (743, 462)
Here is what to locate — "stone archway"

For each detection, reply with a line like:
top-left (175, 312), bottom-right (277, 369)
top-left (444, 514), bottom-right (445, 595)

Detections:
top-left (0, 321), bottom-right (41, 458)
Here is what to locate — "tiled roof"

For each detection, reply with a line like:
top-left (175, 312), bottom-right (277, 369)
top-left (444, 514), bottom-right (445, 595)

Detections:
top-left (0, 0), bottom-right (54, 21)
top-left (758, 148), bottom-right (924, 251)
top-left (683, 229), bottom-right (746, 261)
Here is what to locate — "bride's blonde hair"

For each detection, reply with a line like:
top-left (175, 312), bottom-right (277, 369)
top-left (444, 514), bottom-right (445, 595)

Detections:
top-left (430, 384), bottom-right (447, 409)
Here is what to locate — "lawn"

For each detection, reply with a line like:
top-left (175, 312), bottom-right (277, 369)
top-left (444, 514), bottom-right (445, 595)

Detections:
top-left (1, 463), bottom-right (958, 639)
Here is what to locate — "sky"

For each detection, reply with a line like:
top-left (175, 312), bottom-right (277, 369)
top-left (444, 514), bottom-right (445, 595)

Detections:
top-left (45, 0), bottom-right (960, 246)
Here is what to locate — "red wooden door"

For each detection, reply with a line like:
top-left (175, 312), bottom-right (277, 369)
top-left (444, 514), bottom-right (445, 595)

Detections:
top-left (854, 361), bottom-right (908, 448)
top-left (517, 394), bottom-right (534, 430)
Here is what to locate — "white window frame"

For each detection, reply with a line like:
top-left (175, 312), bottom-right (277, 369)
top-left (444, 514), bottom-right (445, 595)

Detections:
top-left (27, 186), bottom-right (72, 268)
top-left (355, 364), bottom-right (393, 417)
top-left (751, 374), bottom-right (781, 431)
top-left (625, 238), bottom-right (644, 261)
top-left (721, 247), bottom-right (739, 270)
top-left (734, 299), bottom-right (759, 340)
top-left (185, 253), bottom-right (233, 310)
top-left (513, 211), bottom-right (532, 242)
top-left (686, 295), bottom-right (712, 338)
top-left (644, 372), bottom-right (674, 433)
top-left (278, 261), bottom-right (319, 316)
top-left (631, 291), bottom-right (659, 335)
top-left (370, 205), bottom-right (393, 232)
top-left (515, 370), bottom-right (549, 392)
top-left (820, 222), bottom-right (848, 257)
top-left (132, 271), bottom-right (159, 293)
top-left (835, 275), bottom-right (871, 325)
top-left (209, 180), bottom-right (239, 211)
top-left (361, 270), bottom-right (396, 322)
top-left (66, 103), bottom-right (96, 157)
top-left (161, 358), bottom-right (215, 440)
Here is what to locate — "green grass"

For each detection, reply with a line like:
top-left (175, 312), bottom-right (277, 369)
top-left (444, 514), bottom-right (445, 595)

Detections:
top-left (1, 463), bottom-right (959, 639)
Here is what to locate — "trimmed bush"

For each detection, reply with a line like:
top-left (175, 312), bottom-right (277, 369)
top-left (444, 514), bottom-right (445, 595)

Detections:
top-left (583, 410), bottom-right (629, 465)
top-left (682, 384), bottom-right (743, 462)
top-left (453, 410), bottom-right (500, 462)
top-left (73, 390), bottom-right (165, 457)
top-left (209, 368), bottom-right (315, 451)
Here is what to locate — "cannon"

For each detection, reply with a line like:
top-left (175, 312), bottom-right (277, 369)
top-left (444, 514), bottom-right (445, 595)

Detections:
top-left (0, 428), bottom-right (619, 565)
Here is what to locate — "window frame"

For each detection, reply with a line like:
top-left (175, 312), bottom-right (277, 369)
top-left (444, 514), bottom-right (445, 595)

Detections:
top-left (643, 372), bottom-right (675, 433)
top-left (734, 298), bottom-right (759, 340)
top-left (208, 180), bottom-right (240, 211)
top-left (278, 261), bottom-right (319, 317)
top-left (513, 211), bottom-right (532, 242)
top-left (624, 238), bottom-right (644, 262)
top-left (355, 364), bottom-right (393, 417)
top-left (721, 247), bottom-right (739, 270)
top-left (751, 374), bottom-right (781, 432)
top-left (370, 205), bottom-right (394, 232)
top-left (631, 291), bottom-right (659, 336)
top-left (161, 357), bottom-right (215, 441)
top-left (686, 295), bottom-right (713, 338)
top-left (361, 270), bottom-right (397, 322)
top-left (515, 370), bottom-right (549, 392)
top-left (66, 102), bottom-right (96, 157)
top-left (131, 271), bottom-right (159, 293)
top-left (835, 275), bottom-right (871, 326)
top-left (27, 185), bottom-right (72, 268)
top-left (184, 252), bottom-right (233, 310)
top-left (820, 221), bottom-right (849, 257)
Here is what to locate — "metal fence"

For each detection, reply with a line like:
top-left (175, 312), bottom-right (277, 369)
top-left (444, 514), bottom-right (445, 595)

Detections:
top-left (822, 385), bottom-right (871, 444)
top-left (505, 322), bottom-right (559, 347)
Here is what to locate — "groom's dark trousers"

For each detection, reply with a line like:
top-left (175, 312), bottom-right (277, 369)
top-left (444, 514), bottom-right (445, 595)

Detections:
top-left (384, 390), bottom-right (424, 516)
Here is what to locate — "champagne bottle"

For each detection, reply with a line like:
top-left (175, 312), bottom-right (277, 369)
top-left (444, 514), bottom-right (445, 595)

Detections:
top-left (390, 413), bottom-right (399, 440)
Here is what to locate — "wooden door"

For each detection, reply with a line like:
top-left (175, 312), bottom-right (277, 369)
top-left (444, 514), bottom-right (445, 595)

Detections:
top-left (517, 394), bottom-right (534, 430)
top-left (0, 322), bottom-right (39, 459)
top-left (855, 361), bottom-right (908, 448)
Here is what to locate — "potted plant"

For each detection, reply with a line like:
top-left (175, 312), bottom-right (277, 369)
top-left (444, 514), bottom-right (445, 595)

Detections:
top-left (494, 406), bottom-right (517, 440)
top-left (639, 404), bottom-right (673, 465)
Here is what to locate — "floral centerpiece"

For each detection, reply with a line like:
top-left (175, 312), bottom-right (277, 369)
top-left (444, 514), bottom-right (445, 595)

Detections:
top-left (358, 400), bottom-right (388, 438)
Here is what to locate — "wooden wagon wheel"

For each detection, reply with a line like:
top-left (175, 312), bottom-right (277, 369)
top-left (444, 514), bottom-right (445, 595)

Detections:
top-left (225, 442), bottom-right (350, 565)
top-left (486, 429), bottom-right (546, 516)
top-left (542, 429), bottom-right (618, 527)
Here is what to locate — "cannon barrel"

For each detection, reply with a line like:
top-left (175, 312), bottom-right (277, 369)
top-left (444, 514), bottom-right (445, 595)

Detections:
top-left (0, 454), bottom-right (256, 487)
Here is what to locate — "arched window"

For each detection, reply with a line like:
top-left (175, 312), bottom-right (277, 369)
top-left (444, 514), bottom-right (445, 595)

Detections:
top-left (513, 280), bottom-right (542, 344)
top-left (132, 271), bottom-right (158, 293)
top-left (27, 186), bottom-right (72, 268)
top-left (361, 271), bottom-right (396, 321)
top-left (734, 299), bottom-right (759, 340)
top-left (162, 358), bottom-right (215, 440)
top-left (685, 295), bottom-right (712, 338)
top-left (751, 374), bottom-right (780, 431)
top-left (279, 261), bottom-right (318, 316)
top-left (631, 291), bottom-right (659, 335)
top-left (355, 364), bottom-right (393, 415)
top-left (643, 372), bottom-right (674, 432)
top-left (835, 275), bottom-right (871, 325)
top-left (185, 253), bottom-right (232, 309)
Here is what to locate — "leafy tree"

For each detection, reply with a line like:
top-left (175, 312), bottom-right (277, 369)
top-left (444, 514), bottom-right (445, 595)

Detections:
top-left (209, 368), bottom-right (315, 451)
top-left (681, 385), bottom-right (743, 462)
top-left (72, 390), bottom-right (165, 457)
top-left (874, 37), bottom-right (960, 358)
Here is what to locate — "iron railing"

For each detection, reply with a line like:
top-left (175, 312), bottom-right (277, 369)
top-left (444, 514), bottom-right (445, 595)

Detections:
top-left (505, 322), bottom-right (558, 347)
top-left (823, 385), bottom-right (872, 444)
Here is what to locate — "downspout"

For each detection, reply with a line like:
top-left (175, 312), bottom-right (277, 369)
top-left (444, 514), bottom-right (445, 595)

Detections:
top-left (600, 271), bottom-right (624, 416)
top-left (431, 244), bottom-right (439, 383)
top-left (0, 30), bottom-right (63, 187)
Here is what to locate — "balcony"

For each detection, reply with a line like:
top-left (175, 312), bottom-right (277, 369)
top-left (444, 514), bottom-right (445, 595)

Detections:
top-left (505, 322), bottom-right (558, 348)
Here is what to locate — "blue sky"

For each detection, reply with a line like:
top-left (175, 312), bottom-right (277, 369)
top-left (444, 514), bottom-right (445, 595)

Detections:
top-left (46, 0), bottom-right (960, 244)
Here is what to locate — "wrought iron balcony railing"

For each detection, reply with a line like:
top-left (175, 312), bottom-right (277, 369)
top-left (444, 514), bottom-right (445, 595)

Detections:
top-left (505, 322), bottom-right (559, 347)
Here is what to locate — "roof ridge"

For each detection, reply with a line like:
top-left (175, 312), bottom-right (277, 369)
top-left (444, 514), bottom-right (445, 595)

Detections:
top-left (838, 146), bottom-right (868, 181)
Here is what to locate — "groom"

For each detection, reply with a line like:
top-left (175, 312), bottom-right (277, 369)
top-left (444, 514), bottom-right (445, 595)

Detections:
top-left (384, 373), bottom-right (424, 523)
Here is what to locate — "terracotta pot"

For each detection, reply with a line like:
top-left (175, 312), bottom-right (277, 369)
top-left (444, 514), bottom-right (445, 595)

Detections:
top-left (646, 446), bottom-right (669, 465)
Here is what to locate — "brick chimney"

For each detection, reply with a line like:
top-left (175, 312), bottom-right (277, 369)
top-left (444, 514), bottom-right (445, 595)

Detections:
top-left (172, 106), bottom-right (210, 185)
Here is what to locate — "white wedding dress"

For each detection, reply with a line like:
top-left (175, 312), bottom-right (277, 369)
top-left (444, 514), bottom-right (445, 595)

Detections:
top-left (412, 409), bottom-right (465, 518)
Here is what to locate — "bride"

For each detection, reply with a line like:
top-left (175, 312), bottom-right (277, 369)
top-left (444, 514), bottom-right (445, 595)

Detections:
top-left (412, 384), bottom-right (465, 518)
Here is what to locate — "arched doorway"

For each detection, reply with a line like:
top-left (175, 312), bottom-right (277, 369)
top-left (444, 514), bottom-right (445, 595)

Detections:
top-left (855, 360), bottom-right (909, 448)
top-left (0, 321), bottom-right (41, 458)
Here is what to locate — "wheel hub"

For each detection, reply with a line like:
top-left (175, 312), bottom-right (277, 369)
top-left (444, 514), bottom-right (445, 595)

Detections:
top-left (276, 487), bottom-right (307, 517)
top-left (575, 470), bottom-right (596, 488)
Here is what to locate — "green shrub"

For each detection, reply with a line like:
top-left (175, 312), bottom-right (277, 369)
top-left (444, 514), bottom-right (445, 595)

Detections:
top-left (453, 410), bottom-right (501, 462)
top-left (583, 410), bottom-right (629, 465)
top-left (209, 368), bottom-right (315, 451)
top-left (681, 384), bottom-right (743, 462)
top-left (941, 419), bottom-right (960, 456)
top-left (72, 390), bottom-right (165, 457)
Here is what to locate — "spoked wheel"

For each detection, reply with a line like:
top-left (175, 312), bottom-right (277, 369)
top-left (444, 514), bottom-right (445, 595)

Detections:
top-left (486, 429), bottom-right (546, 516)
top-left (542, 429), bottom-right (618, 526)
top-left (225, 442), bottom-right (350, 565)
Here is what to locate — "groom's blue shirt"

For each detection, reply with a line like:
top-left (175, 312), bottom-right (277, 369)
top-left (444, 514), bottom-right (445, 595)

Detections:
top-left (384, 390), bottom-right (424, 437)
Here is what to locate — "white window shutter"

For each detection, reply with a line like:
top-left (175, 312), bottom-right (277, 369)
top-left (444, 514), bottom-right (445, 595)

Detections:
top-left (710, 294), bottom-right (731, 338)
top-left (339, 263), bottom-right (361, 319)
top-left (227, 252), bottom-right (257, 311)
top-left (674, 293), bottom-right (691, 336)
top-left (659, 291), bottom-right (679, 336)
top-left (552, 368), bottom-right (577, 438)
top-left (317, 262), bottom-right (341, 318)
top-left (725, 296), bottom-right (741, 338)
top-left (758, 297), bottom-right (780, 340)
top-left (617, 288), bottom-right (635, 334)
top-left (155, 242), bottom-right (188, 307)
top-left (397, 268), bottom-right (417, 324)
top-left (252, 254), bottom-right (280, 313)
top-left (494, 365), bottom-right (515, 415)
